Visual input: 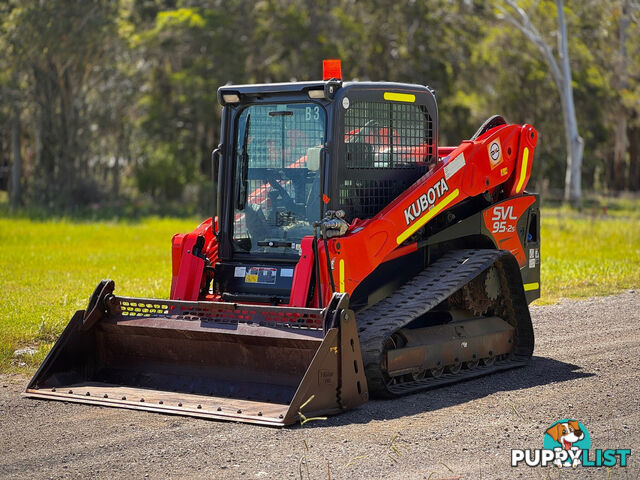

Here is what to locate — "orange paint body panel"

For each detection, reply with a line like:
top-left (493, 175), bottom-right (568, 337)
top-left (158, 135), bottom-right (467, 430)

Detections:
top-left (289, 237), bottom-right (315, 307)
top-left (483, 196), bottom-right (536, 267)
top-left (170, 217), bottom-right (218, 301)
top-left (505, 125), bottom-right (537, 196)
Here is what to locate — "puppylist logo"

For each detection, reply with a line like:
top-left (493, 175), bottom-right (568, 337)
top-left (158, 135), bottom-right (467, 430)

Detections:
top-left (511, 419), bottom-right (631, 468)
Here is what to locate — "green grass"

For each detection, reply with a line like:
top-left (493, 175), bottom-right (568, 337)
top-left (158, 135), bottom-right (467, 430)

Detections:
top-left (0, 217), bottom-right (197, 373)
top-left (538, 204), bottom-right (640, 303)
top-left (0, 201), bottom-right (638, 373)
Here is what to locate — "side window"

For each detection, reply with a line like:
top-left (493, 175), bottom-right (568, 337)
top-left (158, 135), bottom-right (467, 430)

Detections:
top-left (343, 102), bottom-right (434, 168)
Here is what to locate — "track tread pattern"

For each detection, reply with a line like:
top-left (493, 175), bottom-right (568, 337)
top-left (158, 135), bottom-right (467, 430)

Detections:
top-left (358, 249), bottom-right (534, 398)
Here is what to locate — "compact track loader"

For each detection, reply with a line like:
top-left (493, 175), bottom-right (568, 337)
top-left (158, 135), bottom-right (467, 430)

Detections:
top-left (26, 61), bottom-right (540, 426)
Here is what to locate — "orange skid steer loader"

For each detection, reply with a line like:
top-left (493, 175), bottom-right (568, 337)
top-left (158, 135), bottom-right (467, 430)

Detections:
top-left (26, 61), bottom-right (540, 426)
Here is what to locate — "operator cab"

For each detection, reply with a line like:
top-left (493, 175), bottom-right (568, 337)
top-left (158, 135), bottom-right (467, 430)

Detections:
top-left (214, 64), bottom-right (438, 304)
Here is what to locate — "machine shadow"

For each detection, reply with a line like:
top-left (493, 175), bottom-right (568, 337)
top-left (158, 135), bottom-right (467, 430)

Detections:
top-left (305, 356), bottom-right (594, 428)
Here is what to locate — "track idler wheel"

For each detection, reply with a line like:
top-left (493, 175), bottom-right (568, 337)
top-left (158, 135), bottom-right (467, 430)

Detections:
top-left (482, 355), bottom-right (496, 367)
top-left (465, 359), bottom-right (480, 370)
top-left (382, 333), bottom-right (407, 387)
top-left (446, 362), bottom-right (462, 374)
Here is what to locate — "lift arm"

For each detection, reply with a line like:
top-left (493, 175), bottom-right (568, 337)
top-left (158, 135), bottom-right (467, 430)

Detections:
top-left (292, 123), bottom-right (538, 306)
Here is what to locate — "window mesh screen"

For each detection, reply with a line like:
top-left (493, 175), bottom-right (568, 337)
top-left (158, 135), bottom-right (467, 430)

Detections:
top-left (338, 179), bottom-right (408, 219)
top-left (338, 100), bottom-right (433, 220)
top-left (343, 101), bottom-right (434, 168)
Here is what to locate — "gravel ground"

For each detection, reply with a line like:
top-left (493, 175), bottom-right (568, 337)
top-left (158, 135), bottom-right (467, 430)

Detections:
top-left (1, 291), bottom-right (639, 480)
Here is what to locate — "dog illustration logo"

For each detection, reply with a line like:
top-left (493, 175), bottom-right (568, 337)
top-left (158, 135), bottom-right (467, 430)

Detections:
top-left (512, 419), bottom-right (630, 468)
top-left (546, 420), bottom-right (585, 450)
top-left (543, 419), bottom-right (590, 467)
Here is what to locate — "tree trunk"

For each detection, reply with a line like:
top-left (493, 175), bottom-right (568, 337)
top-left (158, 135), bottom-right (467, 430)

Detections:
top-left (58, 67), bottom-right (73, 206)
top-left (564, 129), bottom-right (584, 204)
top-left (497, 0), bottom-right (584, 206)
top-left (556, 0), bottom-right (583, 206)
top-left (113, 130), bottom-right (121, 197)
top-left (10, 103), bottom-right (22, 210)
top-left (33, 64), bottom-right (56, 204)
top-left (612, 114), bottom-right (628, 191)
top-left (611, 0), bottom-right (630, 193)
top-left (628, 122), bottom-right (639, 191)
top-left (33, 107), bottom-right (43, 202)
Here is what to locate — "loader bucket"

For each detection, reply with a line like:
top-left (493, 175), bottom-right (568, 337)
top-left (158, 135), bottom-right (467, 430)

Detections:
top-left (24, 281), bottom-right (369, 426)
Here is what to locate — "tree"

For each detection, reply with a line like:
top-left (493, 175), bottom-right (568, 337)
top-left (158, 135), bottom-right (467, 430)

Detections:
top-left (0, 4), bottom-right (23, 209)
top-left (1, 0), bottom-right (636, 214)
top-left (605, 0), bottom-right (640, 192)
top-left (3, 0), bottom-right (119, 207)
top-left (497, 0), bottom-right (584, 205)
top-left (124, 4), bottom-right (246, 205)
top-left (10, 90), bottom-right (21, 209)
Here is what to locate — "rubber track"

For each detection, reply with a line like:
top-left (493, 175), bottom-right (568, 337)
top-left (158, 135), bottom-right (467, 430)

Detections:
top-left (358, 249), bottom-right (535, 398)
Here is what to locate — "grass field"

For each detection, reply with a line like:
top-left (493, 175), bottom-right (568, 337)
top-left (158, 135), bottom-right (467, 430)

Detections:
top-left (0, 217), bottom-right (198, 372)
top-left (1, 203), bottom-right (638, 373)
top-left (540, 205), bottom-right (640, 302)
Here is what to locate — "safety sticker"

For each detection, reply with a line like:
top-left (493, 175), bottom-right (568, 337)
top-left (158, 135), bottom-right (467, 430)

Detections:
top-left (529, 248), bottom-right (540, 264)
top-left (245, 273), bottom-right (258, 283)
top-left (245, 267), bottom-right (277, 284)
top-left (444, 153), bottom-right (465, 180)
top-left (280, 268), bottom-right (294, 278)
top-left (234, 266), bottom-right (246, 278)
top-left (529, 258), bottom-right (536, 269)
top-left (488, 138), bottom-right (503, 169)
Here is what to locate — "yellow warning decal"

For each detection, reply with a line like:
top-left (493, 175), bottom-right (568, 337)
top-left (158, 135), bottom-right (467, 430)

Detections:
top-left (396, 189), bottom-right (460, 244)
top-left (245, 274), bottom-right (258, 283)
top-left (523, 282), bottom-right (539, 291)
top-left (339, 259), bottom-right (345, 293)
top-left (516, 147), bottom-right (529, 193)
top-left (383, 92), bottom-right (415, 103)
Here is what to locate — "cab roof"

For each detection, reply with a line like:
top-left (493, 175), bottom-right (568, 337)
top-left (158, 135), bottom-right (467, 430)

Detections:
top-left (217, 81), bottom-right (434, 105)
